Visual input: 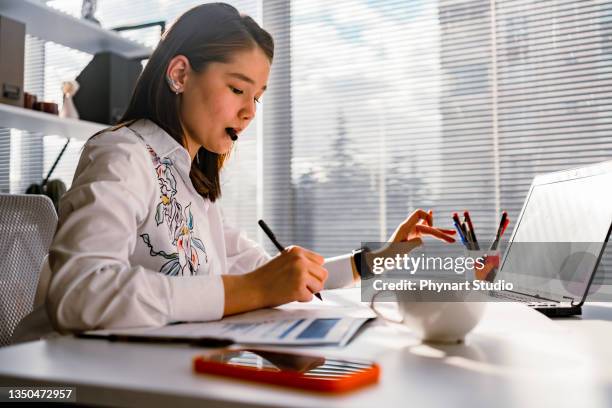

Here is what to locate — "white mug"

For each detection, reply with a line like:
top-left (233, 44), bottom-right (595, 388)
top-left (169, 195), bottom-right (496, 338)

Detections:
top-left (368, 248), bottom-right (498, 343)
top-left (372, 287), bottom-right (487, 344)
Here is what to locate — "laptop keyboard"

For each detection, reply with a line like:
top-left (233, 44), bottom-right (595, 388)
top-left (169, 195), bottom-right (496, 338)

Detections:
top-left (489, 291), bottom-right (559, 307)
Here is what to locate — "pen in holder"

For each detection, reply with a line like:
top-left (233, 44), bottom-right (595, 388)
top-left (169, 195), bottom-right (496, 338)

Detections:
top-left (465, 249), bottom-right (500, 283)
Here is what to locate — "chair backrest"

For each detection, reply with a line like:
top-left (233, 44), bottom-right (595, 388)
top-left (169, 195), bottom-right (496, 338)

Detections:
top-left (0, 194), bottom-right (57, 346)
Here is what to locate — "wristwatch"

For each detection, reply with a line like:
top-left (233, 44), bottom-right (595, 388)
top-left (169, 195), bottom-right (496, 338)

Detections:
top-left (352, 246), bottom-right (374, 280)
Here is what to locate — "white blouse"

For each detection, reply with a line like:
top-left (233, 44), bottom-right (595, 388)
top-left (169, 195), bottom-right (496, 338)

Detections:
top-left (13, 119), bottom-right (354, 342)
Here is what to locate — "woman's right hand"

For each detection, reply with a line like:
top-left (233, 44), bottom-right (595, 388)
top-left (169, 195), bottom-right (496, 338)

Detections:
top-left (222, 246), bottom-right (328, 316)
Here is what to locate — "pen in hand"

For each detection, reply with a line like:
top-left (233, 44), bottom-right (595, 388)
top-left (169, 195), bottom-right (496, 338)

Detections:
top-left (258, 219), bottom-right (323, 301)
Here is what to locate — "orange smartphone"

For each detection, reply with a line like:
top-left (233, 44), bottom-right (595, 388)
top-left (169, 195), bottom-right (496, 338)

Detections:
top-left (193, 348), bottom-right (380, 393)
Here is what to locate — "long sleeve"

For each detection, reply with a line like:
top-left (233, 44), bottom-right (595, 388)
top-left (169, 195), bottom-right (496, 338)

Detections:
top-left (221, 210), bottom-right (271, 274)
top-left (46, 133), bottom-right (225, 333)
top-left (324, 253), bottom-right (357, 289)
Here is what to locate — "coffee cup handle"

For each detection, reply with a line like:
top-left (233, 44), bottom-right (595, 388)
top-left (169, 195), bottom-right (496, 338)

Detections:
top-left (369, 291), bottom-right (404, 324)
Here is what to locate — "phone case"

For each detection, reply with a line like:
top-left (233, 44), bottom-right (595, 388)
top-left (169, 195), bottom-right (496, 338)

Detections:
top-left (193, 348), bottom-right (380, 393)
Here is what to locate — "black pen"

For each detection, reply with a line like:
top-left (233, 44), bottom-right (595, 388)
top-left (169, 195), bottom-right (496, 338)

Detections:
top-left (258, 219), bottom-right (323, 301)
top-left (464, 211), bottom-right (480, 250)
top-left (76, 332), bottom-right (234, 348)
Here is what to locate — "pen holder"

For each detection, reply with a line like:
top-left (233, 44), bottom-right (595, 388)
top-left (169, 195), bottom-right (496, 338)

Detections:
top-left (465, 250), bottom-right (500, 283)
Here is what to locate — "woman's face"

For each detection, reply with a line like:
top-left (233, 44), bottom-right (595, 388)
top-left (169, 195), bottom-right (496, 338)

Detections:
top-left (179, 47), bottom-right (270, 157)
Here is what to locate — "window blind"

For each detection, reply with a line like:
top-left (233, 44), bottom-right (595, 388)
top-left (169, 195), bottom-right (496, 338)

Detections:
top-left (495, 0), bottom-right (612, 284)
top-left (263, 0), bottom-right (498, 256)
top-left (263, 0), bottom-right (612, 286)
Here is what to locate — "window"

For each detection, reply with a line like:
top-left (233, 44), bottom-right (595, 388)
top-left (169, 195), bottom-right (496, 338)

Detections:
top-left (263, 0), bottom-right (612, 284)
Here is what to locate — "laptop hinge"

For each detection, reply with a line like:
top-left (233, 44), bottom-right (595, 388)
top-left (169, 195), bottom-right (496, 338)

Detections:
top-left (562, 295), bottom-right (578, 306)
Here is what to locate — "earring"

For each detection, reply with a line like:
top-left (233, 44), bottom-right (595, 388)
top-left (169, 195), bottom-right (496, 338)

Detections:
top-left (166, 76), bottom-right (180, 94)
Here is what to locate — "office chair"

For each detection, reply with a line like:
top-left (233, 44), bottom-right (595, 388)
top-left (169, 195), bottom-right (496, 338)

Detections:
top-left (0, 194), bottom-right (57, 346)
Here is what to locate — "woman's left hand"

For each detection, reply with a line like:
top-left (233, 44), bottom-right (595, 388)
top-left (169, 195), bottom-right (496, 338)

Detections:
top-left (352, 209), bottom-right (456, 282)
top-left (388, 209), bottom-right (456, 244)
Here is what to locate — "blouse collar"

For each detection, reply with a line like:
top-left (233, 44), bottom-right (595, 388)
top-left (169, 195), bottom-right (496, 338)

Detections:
top-left (129, 119), bottom-right (192, 177)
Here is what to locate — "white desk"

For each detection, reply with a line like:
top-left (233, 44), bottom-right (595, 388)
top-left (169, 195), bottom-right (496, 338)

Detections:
top-left (1, 288), bottom-right (612, 408)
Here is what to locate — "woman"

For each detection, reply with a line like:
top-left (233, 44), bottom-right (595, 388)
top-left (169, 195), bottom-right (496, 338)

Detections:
top-left (14, 3), bottom-right (454, 341)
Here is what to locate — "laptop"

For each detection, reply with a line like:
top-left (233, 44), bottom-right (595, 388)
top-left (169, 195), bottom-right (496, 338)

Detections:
top-left (490, 160), bottom-right (612, 317)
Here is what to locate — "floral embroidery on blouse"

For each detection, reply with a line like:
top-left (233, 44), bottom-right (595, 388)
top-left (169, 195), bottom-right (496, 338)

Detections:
top-left (140, 144), bottom-right (208, 276)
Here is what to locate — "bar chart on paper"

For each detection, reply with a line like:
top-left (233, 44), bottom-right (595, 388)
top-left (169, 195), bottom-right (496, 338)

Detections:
top-left (84, 295), bottom-right (375, 346)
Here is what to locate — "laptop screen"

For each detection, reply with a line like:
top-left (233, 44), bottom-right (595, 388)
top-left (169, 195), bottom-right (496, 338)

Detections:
top-left (499, 170), bottom-right (612, 303)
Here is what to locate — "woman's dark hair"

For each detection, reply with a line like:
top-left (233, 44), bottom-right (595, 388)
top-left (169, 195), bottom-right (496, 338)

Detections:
top-left (120, 2), bottom-right (273, 201)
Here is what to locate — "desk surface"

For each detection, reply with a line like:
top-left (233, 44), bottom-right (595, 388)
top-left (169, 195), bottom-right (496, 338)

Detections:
top-left (1, 289), bottom-right (612, 408)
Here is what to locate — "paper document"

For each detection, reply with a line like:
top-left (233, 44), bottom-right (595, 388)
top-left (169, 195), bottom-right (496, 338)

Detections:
top-left (85, 291), bottom-right (375, 346)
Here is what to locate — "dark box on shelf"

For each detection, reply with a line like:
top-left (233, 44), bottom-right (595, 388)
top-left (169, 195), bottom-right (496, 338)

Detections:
top-left (0, 15), bottom-right (25, 107)
top-left (73, 52), bottom-right (142, 125)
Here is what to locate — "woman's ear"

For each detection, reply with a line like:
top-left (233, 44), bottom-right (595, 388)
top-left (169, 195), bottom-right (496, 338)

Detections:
top-left (166, 55), bottom-right (191, 94)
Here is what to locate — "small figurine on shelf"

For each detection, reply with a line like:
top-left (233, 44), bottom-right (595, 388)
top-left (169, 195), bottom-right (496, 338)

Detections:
top-left (81, 0), bottom-right (101, 25)
top-left (59, 80), bottom-right (80, 119)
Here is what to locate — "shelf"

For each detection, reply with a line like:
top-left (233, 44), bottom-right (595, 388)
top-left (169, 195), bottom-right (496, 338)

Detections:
top-left (0, 103), bottom-right (106, 140)
top-left (0, 0), bottom-right (153, 59)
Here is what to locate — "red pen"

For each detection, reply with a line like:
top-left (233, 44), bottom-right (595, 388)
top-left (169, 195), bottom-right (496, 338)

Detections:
top-left (452, 212), bottom-right (461, 225)
top-left (490, 212), bottom-right (508, 251)
top-left (500, 218), bottom-right (510, 237)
